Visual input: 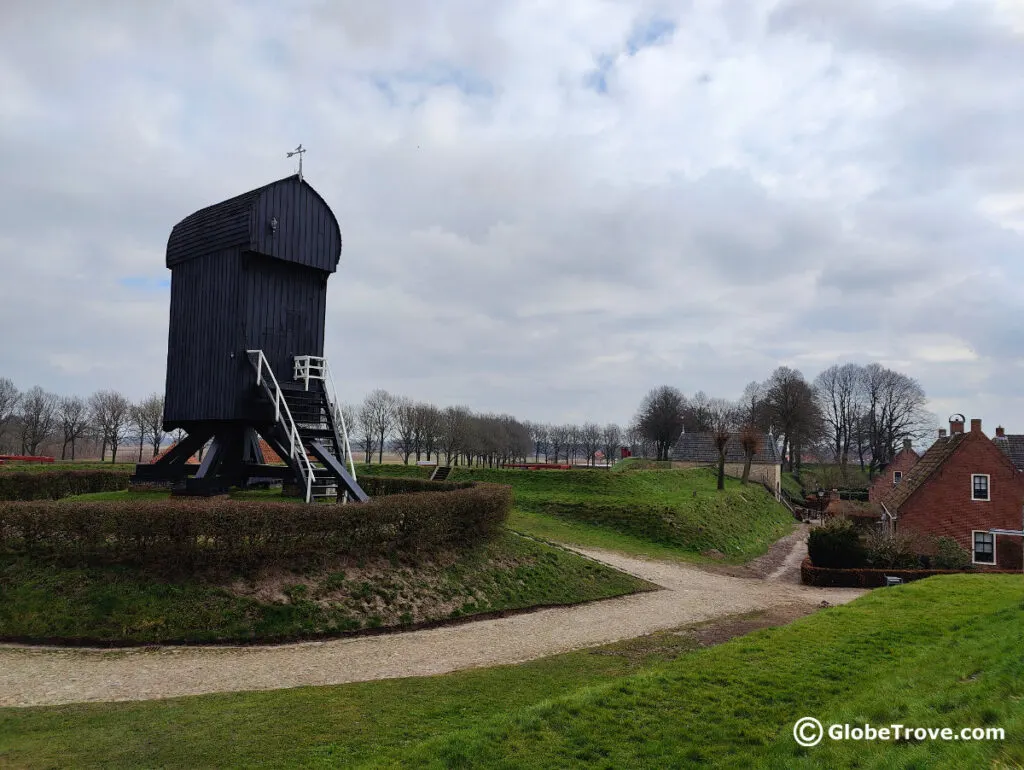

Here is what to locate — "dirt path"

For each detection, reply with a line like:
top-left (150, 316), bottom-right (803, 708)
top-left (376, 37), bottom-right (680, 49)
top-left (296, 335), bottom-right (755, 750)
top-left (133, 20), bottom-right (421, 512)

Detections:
top-left (0, 537), bottom-right (862, 708)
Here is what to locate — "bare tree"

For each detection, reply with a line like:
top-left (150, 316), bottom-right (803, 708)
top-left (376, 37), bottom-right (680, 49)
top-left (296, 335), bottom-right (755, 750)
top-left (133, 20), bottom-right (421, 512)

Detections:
top-left (580, 422), bottom-right (602, 466)
top-left (354, 401), bottom-right (377, 464)
top-left (129, 401), bottom-right (147, 462)
top-left (859, 364), bottom-right (931, 476)
top-left (635, 386), bottom-right (686, 461)
top-left (739, 423), bottom-right (763, 485)
top-left (137, 394), bottom-right (165, 459)
top-left (419, 404), bottom-right (442, 462)
top-left (88, 390), bottom-right (132, 463)
top-left (527, 421), bottom-right (548, 462)
top-left (814, 363), bottom-right (863, 474)
top-left (566, 424), bottom-right (581, 464)
top-left (601, 423), bottom-right (622, 466)
top-left (548, 424), bottom-right (569, 464)
top-left (391, 396), bottom-right (417, 464)
top-left (0, 378), bottom-right (19, 453)
top-left (707, 398), bottom-right (737, 490)
top-left (682, 390), bottom-right (712, 433)
top-left (762, 367), bottom-right (822, 472)
top-left (441, 405), bottom-right (471, 465)
top-left (363, 389), bottom-right (396, 464)
top-left (58, 395), bottom-right (91, 460)
top-left (18, 386), bottom-right (59, 456)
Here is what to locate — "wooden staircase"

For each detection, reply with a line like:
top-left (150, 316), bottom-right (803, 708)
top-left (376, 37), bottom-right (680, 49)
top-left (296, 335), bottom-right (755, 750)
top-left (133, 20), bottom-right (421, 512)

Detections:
top-left (430, 465), bottom-right (452, 481)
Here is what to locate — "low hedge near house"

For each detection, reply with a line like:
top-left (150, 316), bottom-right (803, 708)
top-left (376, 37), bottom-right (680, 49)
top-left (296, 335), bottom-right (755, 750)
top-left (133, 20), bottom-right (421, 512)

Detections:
top-left (800, 558), bottom-right (1020, 588)
top-left (0, 470), bottom-right (132, 501)
top-left (0, 483), bottom-right (511, 573)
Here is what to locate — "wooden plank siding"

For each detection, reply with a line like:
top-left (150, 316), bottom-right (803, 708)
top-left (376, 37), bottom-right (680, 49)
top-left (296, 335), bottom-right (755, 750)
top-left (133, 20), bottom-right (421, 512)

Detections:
top-left (161, 175), bottom-right (341, 429)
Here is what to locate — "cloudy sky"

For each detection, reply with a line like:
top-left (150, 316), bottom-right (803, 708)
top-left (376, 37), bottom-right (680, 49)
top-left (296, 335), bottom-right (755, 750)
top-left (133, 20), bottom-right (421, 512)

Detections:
top-left (2, 0), bottom-right (1023, 429)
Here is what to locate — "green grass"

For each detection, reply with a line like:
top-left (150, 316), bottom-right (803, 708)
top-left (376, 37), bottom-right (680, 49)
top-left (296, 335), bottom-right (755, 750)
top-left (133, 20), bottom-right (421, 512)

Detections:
top-left (0, 532), bottom-right (649, 645)
top-left (394, 574), bottom-right (1024, 768)
top-left (609, 457), bottom-right (674, 472)
top-left (0, 461), bottom-right (136, 473)
top-left (3, 576), bottom-right (1021, 768)
top-left (507, 509), bottom-right (711, 563)
top-left (448, 467), bottom-right (793, 563)
top-left (353, 463), bottom-right (433, 478)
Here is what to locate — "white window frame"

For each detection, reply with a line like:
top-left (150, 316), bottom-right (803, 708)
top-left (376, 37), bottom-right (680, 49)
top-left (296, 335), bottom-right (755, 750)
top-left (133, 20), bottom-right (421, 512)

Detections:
top-left (972, 530), bottom-right (996, 565)
top-left (893, 471), bottom-right (903, 484)
top-left (971, 473), bottom-right (991, 502)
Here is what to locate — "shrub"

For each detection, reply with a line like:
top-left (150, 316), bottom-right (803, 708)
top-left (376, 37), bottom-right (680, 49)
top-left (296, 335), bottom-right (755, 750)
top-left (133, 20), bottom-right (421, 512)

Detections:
top-left (932, 536), bottom-right (973, 570)
top-left (808, 517), bottom-right (866, 568)
top-left (863, 529), bottom-right (923, 570)
top-left (0, 470), bottom-right (131, 501)
top-left (0, 483), bottom-right (511, 573)
top-left (800, 558), bottom-right (1012, 588)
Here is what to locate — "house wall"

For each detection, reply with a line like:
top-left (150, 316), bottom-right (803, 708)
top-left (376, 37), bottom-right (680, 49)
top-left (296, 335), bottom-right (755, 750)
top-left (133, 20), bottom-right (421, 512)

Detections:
top-left (868, 448), bottom-right (920, 502)
top-left (895, 431), bottom-right (1024, 571)
top-left (673, 461), bottom-right (781, 495)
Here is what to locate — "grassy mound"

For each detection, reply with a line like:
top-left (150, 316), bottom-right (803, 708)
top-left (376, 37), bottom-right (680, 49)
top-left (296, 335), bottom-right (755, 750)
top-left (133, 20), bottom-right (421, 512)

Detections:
top-left (0, 532), bottom-right (649, 645)
top-left (448, 467), bottom-right (793, 562)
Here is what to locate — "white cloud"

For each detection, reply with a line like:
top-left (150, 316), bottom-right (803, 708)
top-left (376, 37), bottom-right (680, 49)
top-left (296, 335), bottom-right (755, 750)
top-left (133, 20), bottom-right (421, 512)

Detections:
top-left (0, 0), bottom-right (1022, 429)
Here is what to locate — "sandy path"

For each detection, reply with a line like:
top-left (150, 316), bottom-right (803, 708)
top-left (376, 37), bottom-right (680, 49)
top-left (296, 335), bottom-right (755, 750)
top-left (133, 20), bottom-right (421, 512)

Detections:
top-left (0, 537), bottom-right (863, 707)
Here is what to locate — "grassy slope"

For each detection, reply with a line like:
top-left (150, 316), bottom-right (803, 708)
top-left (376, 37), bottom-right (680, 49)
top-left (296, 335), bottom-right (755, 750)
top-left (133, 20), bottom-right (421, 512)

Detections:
top-left (2, 577), bottom-right (1021, 768)
top-left (396, 575), bottom-right (1024, 769)
top-left (0, 532), bottom-right (648, 644)
top-left (449, 467), bottom-right (793, 563)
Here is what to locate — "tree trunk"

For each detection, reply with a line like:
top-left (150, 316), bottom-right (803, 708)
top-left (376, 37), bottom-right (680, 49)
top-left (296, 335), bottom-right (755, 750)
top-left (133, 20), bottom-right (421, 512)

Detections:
top-left (717, 454), bottom-right (726, 490)
top-left (61, 441), bottom-right (68, 460)
top-left (741, 455), bottom-right (752, 484)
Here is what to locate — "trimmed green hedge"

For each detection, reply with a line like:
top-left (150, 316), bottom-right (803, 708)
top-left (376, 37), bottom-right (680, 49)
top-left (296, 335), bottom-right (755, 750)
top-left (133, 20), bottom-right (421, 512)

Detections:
top-left (0, 470), bottom-right (132, 501)
top-left (0, 483), bottom-right (511, 572)
top-left (798, 558), bottom-right (1019, 588)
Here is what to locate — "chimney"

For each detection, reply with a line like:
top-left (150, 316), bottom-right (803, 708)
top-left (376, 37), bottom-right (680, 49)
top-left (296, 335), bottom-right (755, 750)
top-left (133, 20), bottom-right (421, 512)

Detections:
top-left (903, 438), bottom-right (912, 452)
top-left (996, 426), bottom-right (1006, 438)
top-left (938, 428), bottom-right (947, 438)
top-left (970, 418), bottom-right (982, 434)
top-left (950, 418), bottom-right (964, 435)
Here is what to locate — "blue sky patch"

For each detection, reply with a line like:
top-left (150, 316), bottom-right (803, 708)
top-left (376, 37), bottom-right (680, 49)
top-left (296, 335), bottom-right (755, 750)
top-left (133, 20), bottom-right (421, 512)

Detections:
top-left (626, 16), bottom-right (677, 55)
top-left (120, 276), bottom-right (170, 290)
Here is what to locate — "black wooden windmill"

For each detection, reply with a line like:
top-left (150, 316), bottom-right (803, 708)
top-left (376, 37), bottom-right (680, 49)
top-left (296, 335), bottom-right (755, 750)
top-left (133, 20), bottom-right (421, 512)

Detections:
top-left (131, 162), bottom-right (368, 503)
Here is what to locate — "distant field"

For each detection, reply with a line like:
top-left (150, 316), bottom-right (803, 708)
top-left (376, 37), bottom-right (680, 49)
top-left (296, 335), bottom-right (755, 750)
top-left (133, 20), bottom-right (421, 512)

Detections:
top-left (0, 461), bottom-right (136, 474)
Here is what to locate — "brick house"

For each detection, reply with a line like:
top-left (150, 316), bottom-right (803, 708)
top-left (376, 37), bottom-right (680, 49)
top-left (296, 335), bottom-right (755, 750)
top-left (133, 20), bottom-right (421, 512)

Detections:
top-left (670, 431), bottom-right (781, 498)
top-left (868, 438), bottom-right (920, 503)
top-left (880, 417), bottom-right (1024, 571)
top-left (993, 426), bottom-right (1024, 471)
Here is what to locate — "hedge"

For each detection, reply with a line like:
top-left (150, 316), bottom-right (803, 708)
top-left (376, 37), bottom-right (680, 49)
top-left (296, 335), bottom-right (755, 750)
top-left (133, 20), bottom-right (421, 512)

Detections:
top-left (800, 558), bottom-right (1019, 588)
top-left (0, 483), bottom-right (511, 572)
top-left (0, 470), bottom-right (132, 501)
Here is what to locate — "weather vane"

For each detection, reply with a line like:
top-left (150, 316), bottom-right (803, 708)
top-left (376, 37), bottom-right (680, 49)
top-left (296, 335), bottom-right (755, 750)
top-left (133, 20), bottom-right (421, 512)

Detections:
top-left (287, 144), bottom-right (306, 181)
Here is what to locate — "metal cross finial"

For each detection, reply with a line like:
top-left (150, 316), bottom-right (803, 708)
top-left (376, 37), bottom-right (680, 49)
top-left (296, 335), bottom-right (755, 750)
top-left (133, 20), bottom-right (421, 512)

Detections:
top-left (286, 144), bottom-right (306, 181)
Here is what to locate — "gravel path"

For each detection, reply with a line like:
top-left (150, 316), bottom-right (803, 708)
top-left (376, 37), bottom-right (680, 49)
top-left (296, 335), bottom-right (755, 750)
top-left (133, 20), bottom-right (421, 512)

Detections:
top-left (0, 535), bottom-right (863, 708)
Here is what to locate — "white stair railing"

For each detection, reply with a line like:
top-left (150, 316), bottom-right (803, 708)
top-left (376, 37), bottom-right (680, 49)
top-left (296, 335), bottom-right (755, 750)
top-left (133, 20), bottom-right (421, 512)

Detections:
top-left (292, 355), bottom-right (358, 482)
top-left (247, 350), bottom-right (314, 503)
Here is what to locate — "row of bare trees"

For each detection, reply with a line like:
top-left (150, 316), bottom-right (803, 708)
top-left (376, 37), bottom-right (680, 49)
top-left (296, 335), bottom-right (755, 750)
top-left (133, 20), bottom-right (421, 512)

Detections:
top-left (344, 390), bottom-right (628, 468)
top-left (0, 377), bottom-right (165, 463)
top-left (344, 390), bottom-right (535, 468)
top-left (631, 363), bottom-right (934, 487)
